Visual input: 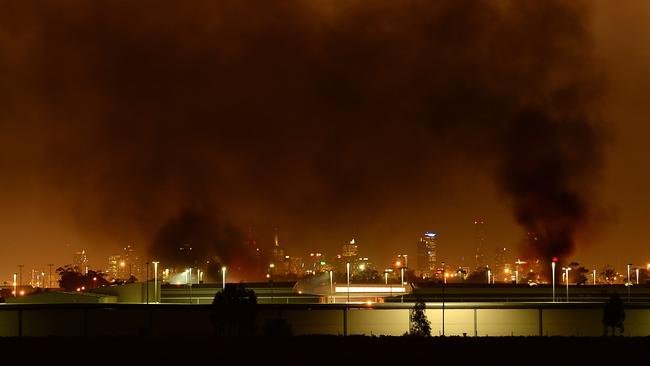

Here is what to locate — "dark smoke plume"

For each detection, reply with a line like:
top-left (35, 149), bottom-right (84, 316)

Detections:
top-left (151, 207), bottom-right (266, 281)
top-left (0, 0), bottom-right (604, 271)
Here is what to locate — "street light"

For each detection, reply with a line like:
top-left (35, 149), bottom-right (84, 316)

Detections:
top-left (487, 269), bottom-right (491, 284)
top-left (441, 261), bottom-right (446, 337)
top-left (636, 268), bottom-right (640, 285)
top-left (551, 258), bottom-right (558, 302)
top-left (187, 268), bottom-right (192, 304)
top-left (13, 273), bottom-right (17, 297)
top-left (593, 269), bottom-right (597, 285)
top-left (222, 266), bottom-right (226, 290)
top-left (329, 270), bottom-right (333, 303)
top-left (146, 262), bottom-right (149, 304)
top-left (562, 267), bottom-right (571, 302)
top-left (627, 263), bottom-right (632, 303)
top-left (152, 261), bottom-right (159, 303)
top-left (346, 262), bottom-right (350, 304)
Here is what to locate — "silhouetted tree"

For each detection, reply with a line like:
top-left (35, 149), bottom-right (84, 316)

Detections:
top-left (465, 267), bottom-right (489, 283)
top-left (409, 300), bottom-right (431, 337)
top-left (600, 266), bottom-right (617, 284)
top-left (602, 293), bottom-right (625, 336)
top-left (211, 283), bottom-right (257, 336)
top-left (568, 262), bottom-right (589, 285)
top-left (56, 265), bottom-right (110, 291)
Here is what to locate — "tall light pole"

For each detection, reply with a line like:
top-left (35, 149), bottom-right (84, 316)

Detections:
top-left (636, 268), bottom-right (640, 285)
top-left (146, 262), bottom-right (149, 304)
top-left (487, 269), bottom-right (491, 284)
top-left (329, 270), bottom-right (333, 303)
top-left (563, 267), bottom-right (571, 302)
top-left (346, 262), bottom-right (350, 304)
top-left (222, 266), bottom-right (226, 290)
top-left (627, 263), bottom-right (632, 303)
top-left (440, 262), bottom-right (447, 337)
top-left (400, 267), bottom-right (405, 286)
top-left (153, 261), bottom-right (159, 303)
top-left (593, 269), bottom-right (597, 285)
top-left (384, 271), bottom-right (388, 285)
top-left (552, 258), bottom-right (557, 302)
top-left (13, 273), bottom-right (17, 297)
top-left (187, 268), bottom-right (192, 304)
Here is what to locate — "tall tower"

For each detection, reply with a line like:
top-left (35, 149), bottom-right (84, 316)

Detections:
top-left (123, 245), bottom-right (141, 280)
top-left (272, 228), bottom-right (284, 263)
top-left (474, 219), bottom-right (487, 269)
top-left (342, 238), bottom-right (358, 258)
top-left (73, 250), bottom-right (89, 274)
top-left (417, 232), bottom-right (437, 279)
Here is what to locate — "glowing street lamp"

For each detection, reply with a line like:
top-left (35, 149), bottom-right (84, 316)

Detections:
top-left (152, 261), bottom-right (159, 303)
top-left (329, 270), bottom-right (333, 303)
top-left (440, 262), bottom-right (447, 337)
top-left (636, 268), bottom-right (640, 285)
top-left (593, 269), bottom-right (597, 285)
top-left (551, 257), bottom-right (558, 302)
top-left (13, 273), bottom-right (17, 297)
top-left (562, 267), bottom-right (571, 302)
top-left (222, 266), bottom-right (226, 290)
top-left (487, 269), bottom-right (491, 284)
top-left (187, 268), bottom-right (193, 304)
top-left (346, 262), bottom-right (350, 304)
top-left (627, 263), bottom-right (632, 302)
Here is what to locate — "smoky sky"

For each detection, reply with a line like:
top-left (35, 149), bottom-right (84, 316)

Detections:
top-left (0, 0), bottom-right (605, 275)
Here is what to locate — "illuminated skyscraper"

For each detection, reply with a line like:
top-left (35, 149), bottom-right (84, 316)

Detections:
top-left (474, 219), bottom-right (486, 269)
top-left (342, 238), bottom-right (358, 258)
top-left (73, 249), bottom-right (89, 274)
top-left (123, 245), bottom-right (141, 280)
top-left (107, 255), bottom-right (123, 280)
top-left (272, 228), bottom-right (284, 263)
top-left (417, 232), bottom-right (437, 279)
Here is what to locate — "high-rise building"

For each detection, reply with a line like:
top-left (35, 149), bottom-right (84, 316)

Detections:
top-left (107, 254), bottom-right (123, 280)
top-left (474, 219), bottom-right (487, 269)
top-left (122, 245), bottom-right (141, 280)
top-left (342, 238), bottom-right (358, 258)
top-left (73, 249), bottom-right (89, 274)
top-left (272, 228), bottom-right (285, 263)
top-left (417, 232), bottom-right (437, 279)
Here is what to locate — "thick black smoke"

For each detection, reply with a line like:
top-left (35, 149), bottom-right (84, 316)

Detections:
top-left (151, 206), bottom-right (265, 281)
top-left (0, 0), bottom-right (603, 271)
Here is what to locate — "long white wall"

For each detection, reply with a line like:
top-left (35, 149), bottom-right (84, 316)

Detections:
top-left (1, 304), bottom-right (648, 337)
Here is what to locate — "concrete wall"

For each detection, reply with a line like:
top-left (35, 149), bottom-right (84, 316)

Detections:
top-left (1, 303), bottom-right (649, 337)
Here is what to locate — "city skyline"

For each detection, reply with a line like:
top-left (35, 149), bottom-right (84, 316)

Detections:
top-left (1, 1), bottom-right (650, 280)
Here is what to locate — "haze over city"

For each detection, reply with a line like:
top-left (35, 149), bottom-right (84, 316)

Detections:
top-left (1, 0), bottom-right (650, 283)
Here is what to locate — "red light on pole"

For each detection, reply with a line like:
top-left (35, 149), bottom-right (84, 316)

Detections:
top-left (552, 257), bottom-right (559, 263)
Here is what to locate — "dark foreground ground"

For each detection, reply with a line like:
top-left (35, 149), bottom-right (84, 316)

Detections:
top-left (1, 335), bottom-right (648, 361)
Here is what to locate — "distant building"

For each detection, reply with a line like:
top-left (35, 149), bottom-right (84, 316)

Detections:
top-left (474, 219), bottom-right (486, 269)
top-left (342, 239), bottom-right (358, 258)
top-left (417, 232), bottom-right (437, 279)
top-left (73, 250), bottom-right (89, 274)
top-left (107, 255), bottom-right (123, 280)
top-left (122, 245), bottom-right (141, 280)
top-left (494, 247), bottom-right (508, 281)
top-left (272, 229), bottom-right (285, 263)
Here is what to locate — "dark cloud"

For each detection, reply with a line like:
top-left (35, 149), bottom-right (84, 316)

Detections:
top-left (0, 0), bottom-right (603, 275)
